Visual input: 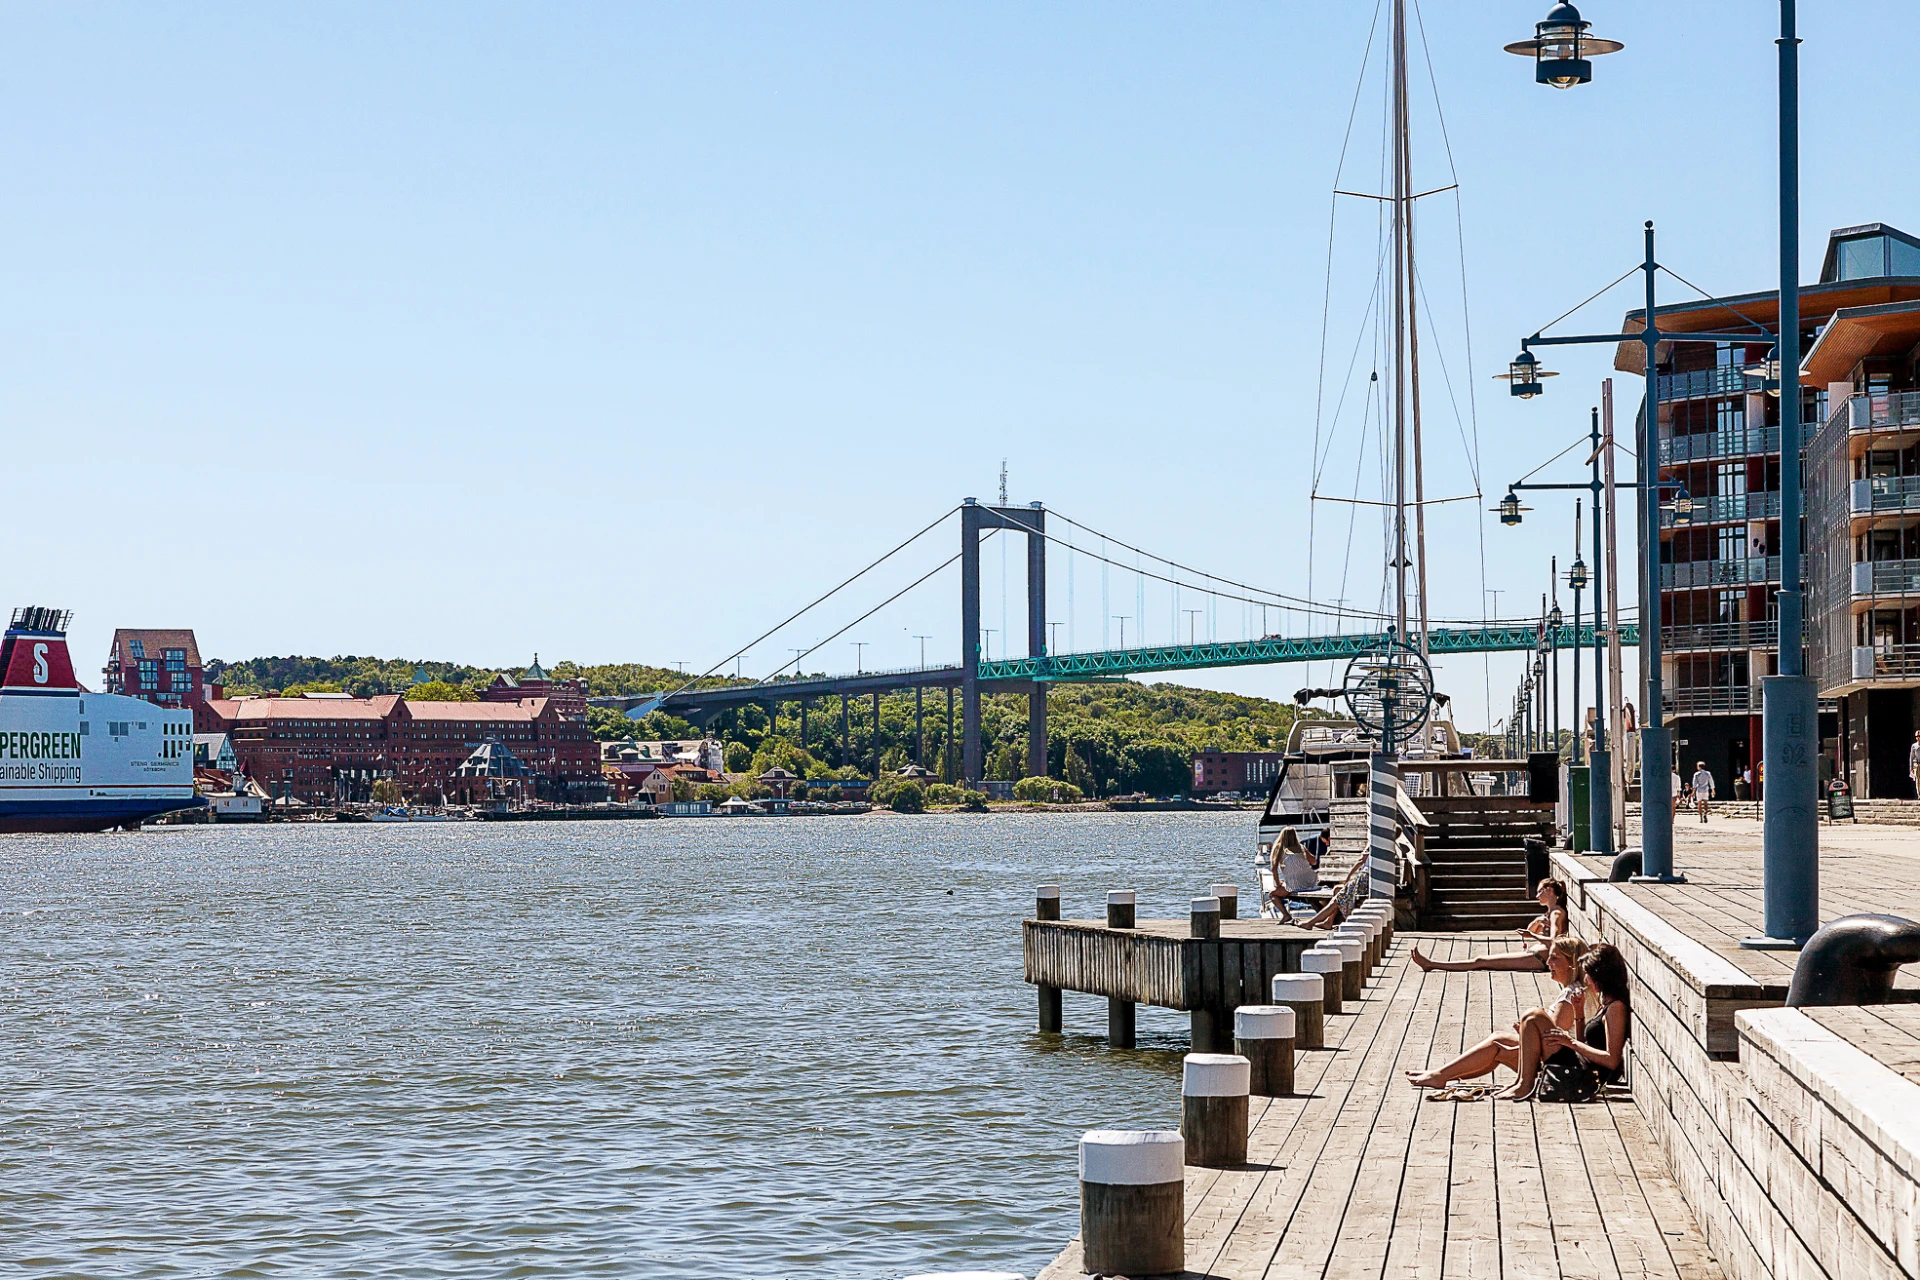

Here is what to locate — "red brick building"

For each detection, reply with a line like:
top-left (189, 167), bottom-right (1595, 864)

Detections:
top-left (482, 656), bottom-right (588, 719)
top-left (104, 628), bottom-right (221, 728)
top-left (205, 693), bottom-right (601, 804)
top-left (1190, 749), bottom-right (1284, 797)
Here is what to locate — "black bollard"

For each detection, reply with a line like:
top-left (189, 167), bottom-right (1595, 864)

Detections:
top-left (1608, 849), bottom-right (1642, 883)
top-left (1785, 914), bottom-right (1920, 1007)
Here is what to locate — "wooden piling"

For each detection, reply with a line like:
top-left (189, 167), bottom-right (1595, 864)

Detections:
top-left (1190, 896), bottom-right (1221, 941)
top-left (1106, 890), bottom-right (1136, 930)
top-left (1181, 1053), bottom-right (1250, 1168)
top-left (1106, 891), bottom-right (1137, 1046)
top-left (1300, 948), bottom-right (1345, 1015)
top-left (1079, 1130), bottom-right (1185, 1278)
top-left (1233, 1005), bottom-right (1296, 1096)
top-left (1269, 972), bottom-right (1326, 1049)
top-left (1211, 882), bottom-right (1239, 920)
top-left (1322, 936), bottom-right (1365, 1001)
top-left (1035, 885), bottom-right (1062, 1033)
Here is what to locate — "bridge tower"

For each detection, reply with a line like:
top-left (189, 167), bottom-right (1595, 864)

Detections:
top-left (961, 498), bottom-right (1047, 785)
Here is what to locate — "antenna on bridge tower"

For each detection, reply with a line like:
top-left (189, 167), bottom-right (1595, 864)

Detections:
top-left (998, 459), bottom-right (1008, 506)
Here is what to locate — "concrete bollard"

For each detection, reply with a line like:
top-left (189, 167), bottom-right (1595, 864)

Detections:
top-left (1107, 890), bottom-right (1136, 930)
top-left (1036, 885), bottom-right (1063, 1034)
top-left (1269, 972), bottom-right (1326, 1048)
top-left (1211, 883), bottom-right (1239, 920)
top-left (1299, 949), bottom-right (1345, 1016)
top-left (1181, 1053), bottom-right (1250, 1168)
top-left (1233, 1005), bottom-right (1296, 1096)
top-left (1079, 1130), bottom-right (1185, 1278)
top-left (1332, 922), bottom-right (1372, 971)
top-left (1190, 896), bottom-right (1221, 941)
top-left (1322, 935), bottom-right (1366, 1001)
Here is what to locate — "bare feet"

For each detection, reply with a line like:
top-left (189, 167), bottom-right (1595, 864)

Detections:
top-left (1410, 947), bottom-right (1433, 971)
top-left (1405, 1070), bottom-right (1446, 1088)
top-left (1495, 1080), bottom-right (1535, 1101)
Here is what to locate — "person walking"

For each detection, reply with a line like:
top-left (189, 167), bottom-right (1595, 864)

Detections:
top-left (1691, 760), bottom-right (1715, 824)
top-left (1909, 730), bottom-right (1919, 799)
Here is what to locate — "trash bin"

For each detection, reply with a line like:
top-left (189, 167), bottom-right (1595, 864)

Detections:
top-left (1566, 765), bottom-right (1591, 853)
top-left (1526, 752), bottom-right (1560, 804)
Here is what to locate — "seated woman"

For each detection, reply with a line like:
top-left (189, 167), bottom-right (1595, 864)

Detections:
top-left (1263, 828), bottom-right (1322, 920)
top-left (1409, 878), bottom-right (1569, 972)
top-left (1404, 937), bottom-right (1588, 1091)
top-left (1495, 941), bottom-right (1631, 1101)
top-left (1302, 854), bottom-right (1369, 929)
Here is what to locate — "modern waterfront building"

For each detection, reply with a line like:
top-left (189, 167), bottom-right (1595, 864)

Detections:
top-left (103, 628), bottom-right (219, 727)
top-left (1619, 222), bottom-right (1920, 798)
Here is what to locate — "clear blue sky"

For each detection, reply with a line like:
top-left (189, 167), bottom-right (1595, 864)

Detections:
top-left (6, 3), bottom-right (1916, 730)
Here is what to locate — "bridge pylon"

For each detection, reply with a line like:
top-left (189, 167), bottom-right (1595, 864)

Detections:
top-left (961, 498), bottom-right (1047, 785)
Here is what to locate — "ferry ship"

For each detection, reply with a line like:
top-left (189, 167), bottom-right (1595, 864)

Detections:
top-left (0, 607), bottom-right (201, 832)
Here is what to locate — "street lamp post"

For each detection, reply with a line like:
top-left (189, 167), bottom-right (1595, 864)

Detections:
top-left (1504, 0), bottom-right (1815, 932)
top-left (1492, 403), bottom-right (1616, 853)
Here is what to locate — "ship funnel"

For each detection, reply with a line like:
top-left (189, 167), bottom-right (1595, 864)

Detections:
top-left (1, 605), bottom-right (80, 691)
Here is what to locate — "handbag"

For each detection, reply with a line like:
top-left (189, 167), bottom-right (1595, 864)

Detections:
top-left (1534, 1058), bottom-right (1601, 1103)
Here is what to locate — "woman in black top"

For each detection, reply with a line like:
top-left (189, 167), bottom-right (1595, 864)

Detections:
top-left (1498, 942), bottom-right (1631, 1101)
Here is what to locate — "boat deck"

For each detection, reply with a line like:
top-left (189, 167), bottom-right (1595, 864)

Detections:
top-left (1038, 932), bottom-right (1723, 1280)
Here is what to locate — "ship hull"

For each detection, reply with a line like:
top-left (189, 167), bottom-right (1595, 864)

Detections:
top-left (0, 794), bottom-right (206, 833)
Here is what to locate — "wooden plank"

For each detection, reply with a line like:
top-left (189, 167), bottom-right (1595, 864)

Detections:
top-left (1490, 965), bottom-right (1560, 1280)
top-left (1441, 945), bottom-right (1501, 1280)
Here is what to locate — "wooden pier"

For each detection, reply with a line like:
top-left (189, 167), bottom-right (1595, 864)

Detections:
top-left (1037, 932), bottom-right (1724, 1280)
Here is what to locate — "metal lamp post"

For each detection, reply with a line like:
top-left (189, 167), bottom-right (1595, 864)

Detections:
top-left (1493, 401), bottom-right (1616, 853)
top-left (1505, 0), bottom-right (1815, 931)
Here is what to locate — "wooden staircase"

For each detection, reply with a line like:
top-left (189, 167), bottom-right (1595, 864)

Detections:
top-left (1416, 796), bottom-right (1556, 931)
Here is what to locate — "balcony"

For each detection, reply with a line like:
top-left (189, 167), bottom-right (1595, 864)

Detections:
top-left (1834, 389), bottom-right (1920, 436)
top-left (1661, 556), bottom-right (1780, 589)
top-left (1658, 420), bottom-right (1817, 464)
top-left (1657, 366), bottom-right (1763, 402)
top-left (1664, 686), bottom-right (1756, 715)
top-left (1660, 490), bottom-right (1781, 527)
top-left (1664, 620), bottom-right (1779, 651)
top-left (1849, 475), bottom-right (1920, 516)
top-left (1851, 559), bottom-right (1920, 596)
top-left (1850, 644), bottom-right (1920, 681)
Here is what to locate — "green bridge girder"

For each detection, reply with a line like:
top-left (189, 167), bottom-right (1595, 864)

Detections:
top-left (976, 623), bottom-right (1640, 683)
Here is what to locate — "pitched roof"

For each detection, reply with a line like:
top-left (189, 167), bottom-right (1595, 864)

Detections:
top-left (402, 697), bottom-right (550, 722)
top-left (522, 654), bottom-right (551, 682)
top-left (212, 695), bottom-right (400, 722)
top-left (110, 628), bottom-right (201, 668)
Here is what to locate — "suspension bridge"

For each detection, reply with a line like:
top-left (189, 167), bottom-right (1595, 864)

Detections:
top-left (593, 498), bottom-right (1634, 783)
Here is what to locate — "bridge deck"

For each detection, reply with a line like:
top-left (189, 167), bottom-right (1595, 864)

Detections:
top-left (1037, 931), bottom-right (1722, 1280)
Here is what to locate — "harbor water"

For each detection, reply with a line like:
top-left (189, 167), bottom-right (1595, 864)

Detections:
top-left (4, 813), bottom-right (1252, 1278)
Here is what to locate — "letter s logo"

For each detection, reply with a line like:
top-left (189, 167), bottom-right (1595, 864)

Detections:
top-left (32, 643), bottom-right (48, 685)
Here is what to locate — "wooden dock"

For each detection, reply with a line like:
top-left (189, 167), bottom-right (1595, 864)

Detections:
top-left (1037, 931), bottom-right (1724, 1280)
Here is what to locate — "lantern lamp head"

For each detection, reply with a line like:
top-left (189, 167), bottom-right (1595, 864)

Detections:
top-left (1669, 492), bottom-right (1696, 527)
top-left (1504, 2), bottom-right (1623, 89)
top-left (1549, 603), bottom-right (1565, 629)
top-left (1744, 342), bottom-right (1786, 398)
top-left (1496, 491), bottom-right (1528, 526)
top-left (1497, 347), bottom-right (1555, 398)
top-left (1568, 557), bottom-right (1589, 590)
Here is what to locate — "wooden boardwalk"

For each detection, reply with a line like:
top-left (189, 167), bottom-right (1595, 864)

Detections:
top-left (1038, 933), bottom-right (1723, 1280)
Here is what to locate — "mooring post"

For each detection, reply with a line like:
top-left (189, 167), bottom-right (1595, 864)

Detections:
top-left (1322, 936), bottom-right (1365, 1001)
top-left (1211, 883), bottom-right (1239, 920)
top-left (1189, 896), bottom-right (1225, 1051)
top-left (1106, 890), bottom-right (1137, 1048)
top-left (1234, 1005), bottom-right (1296, 1096)
top-left (1182, 1053), bottom-right (1250, 1168)
top-left (1035, 884), bottom-right (1062, 1034)
top-left (1300, 947), bottom-right (1346, 1015)
top-left (1190, 896), bottom-right (1221, 941)
top-left (1270, 972), bottom-right (1326, 1049)
top-left (1078, 1130), bottom-right (1185, 1279)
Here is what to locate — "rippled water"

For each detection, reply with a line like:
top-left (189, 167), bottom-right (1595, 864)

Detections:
top-left (4, 813), bottom-right (1254, 1278)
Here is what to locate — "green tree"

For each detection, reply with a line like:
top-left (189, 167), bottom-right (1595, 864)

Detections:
top-left (1014, 775), bottom-right (1082, 803)
top-left (406, 680), bottom-right (476, 702)
top-left (958, 789), bottom-right (989, 812)
top-left (370, 778), bottom-right (402, 804)
top-left (987, 742), bottom-right (1024, 781)
top-left (280, 681), bottom-right (343, 696)
top-left (889, 781), bottom-right (926, 813)
top-left (724, 741), bottom-right (752, 773)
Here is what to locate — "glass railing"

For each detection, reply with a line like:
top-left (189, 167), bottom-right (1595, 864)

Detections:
top-left (1835, 390), bottom-right (1920, 435)
top-left (1657, 420), bottom-right (1818, 464)
top-left (1664, 620), bottom-right (1780, 651)
top-left (1851, 559), bottom-right (1920, 595)
top-left (1850, 475), bottom-right (1920, 514)
top-left (1664, 686), bottom-right (1756, 714)
top-left (1660, 490), bottom-right (1781, 527)
top-left (1849, 644), bottom-right (1920, 681)
top-left (1656, 366), bottom-right (1762, 401)
top-left (1660, 556), bottom-right (1781, 589)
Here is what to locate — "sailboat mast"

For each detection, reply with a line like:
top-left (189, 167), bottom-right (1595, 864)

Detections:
top-left (1399, 4), bottom-right (1429, 657)
top-left (1389, 0), bottom-right (1409, 640)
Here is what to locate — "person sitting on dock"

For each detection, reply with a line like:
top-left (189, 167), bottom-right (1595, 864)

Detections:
top-left (1264, 828), bottom-right (1322, 920)
top-left (1404, 937), bottom-right (1590, 1093)
top-left (1492, 942), bottom-right (1631, 1102)
top-left (1407, 878), bottom-right (1569, 973)
top-left (1301, 854), bottom-right (1370, 929)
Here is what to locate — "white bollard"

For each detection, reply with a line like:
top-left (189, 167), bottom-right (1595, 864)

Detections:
top-left (1182, 1053), bottom-right (1250, 1168)
top-left (1106, 890), bottom-right (1136, 929)
top-left (1233, 1005), bottom-right (1296, 1096)
top-left (1270, 972), bottom-right (1326, 1048)
top-left (1190, 896), bottom-right (1222, 941)
top-left (1336, 918), bottom-right (1381, 969)
top-left (1078, 1130), bottom-right (1185, 1278)
top-left (1299, 948), bottom-right (1346, 1015)
top-left (1210, 882), bottom-right (1239, 919)
top-left (1321, 935), bottom-right (1366, 1001)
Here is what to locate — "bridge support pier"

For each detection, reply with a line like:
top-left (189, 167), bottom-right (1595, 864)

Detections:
top-left (914, 686), bottom-right (923, 766)
top-left (872, 690), bottom-right (881, 777)
top-left (839, 693), bottom-right (849, 768)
